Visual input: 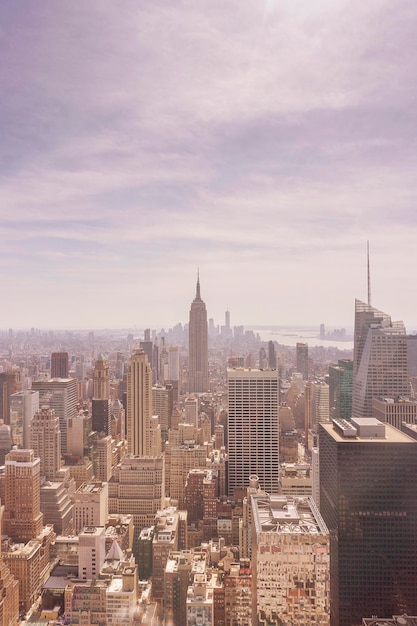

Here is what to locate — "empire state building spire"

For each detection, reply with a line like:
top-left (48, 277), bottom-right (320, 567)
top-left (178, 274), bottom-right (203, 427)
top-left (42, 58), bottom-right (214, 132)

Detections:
top-left (188, 272), bottom-right (209, 393)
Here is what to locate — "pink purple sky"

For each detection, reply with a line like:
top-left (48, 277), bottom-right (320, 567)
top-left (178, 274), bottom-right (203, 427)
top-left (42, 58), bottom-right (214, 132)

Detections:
top-left (1, 1), bottom-right (417, 330)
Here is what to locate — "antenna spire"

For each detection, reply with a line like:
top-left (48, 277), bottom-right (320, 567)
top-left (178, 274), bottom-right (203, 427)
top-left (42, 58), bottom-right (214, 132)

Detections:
top-left (367, 241), bottom-right (371, 306)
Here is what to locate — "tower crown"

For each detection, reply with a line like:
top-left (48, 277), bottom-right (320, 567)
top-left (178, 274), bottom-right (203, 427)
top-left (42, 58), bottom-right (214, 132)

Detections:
top-left (193, 270), bottom-right (203, 303)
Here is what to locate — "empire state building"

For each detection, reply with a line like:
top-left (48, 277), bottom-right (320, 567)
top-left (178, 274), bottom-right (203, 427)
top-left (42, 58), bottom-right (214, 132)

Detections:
top-left (188, 274), bottom-right (209, 393)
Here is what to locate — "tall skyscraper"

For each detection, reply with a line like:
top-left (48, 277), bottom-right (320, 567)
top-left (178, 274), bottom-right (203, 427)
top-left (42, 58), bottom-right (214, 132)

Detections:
top-left (352, 299), bottom-right (409, 417)
top-left (92, 354), bottom-right (110, 434)
top-left (32, 377), bottom-right (77, 454)
top-left (328, 359), bottom-right (353, 420)
top-left (9, 389), bottom-right (39, 448)
top-left (127, 349), bottom-right (153, 456)
top-left (296, 342), bottom-right (309, 380)
top-left (188, 273), bottom-right (209, 393)
top-left (3, 449), bottom-right (44, 543)
top-left (319, 418), bottom-right (417, 626)
top-left (51, 352), bottom-right (69, 378)
top-left (0, 370), bottom-right (21, 424)
top-left (30, 406), bottom-right (61, 480)
top-left (227, 368), bottom-right (279, 496)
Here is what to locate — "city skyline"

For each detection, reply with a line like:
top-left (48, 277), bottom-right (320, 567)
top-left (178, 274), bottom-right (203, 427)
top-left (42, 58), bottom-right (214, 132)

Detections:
top-left (2, 1), bottom-right (417, 330)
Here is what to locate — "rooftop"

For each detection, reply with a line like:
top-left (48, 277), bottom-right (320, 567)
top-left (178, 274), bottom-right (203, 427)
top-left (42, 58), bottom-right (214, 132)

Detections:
top-left (251, 494), bottom-right (328, 535)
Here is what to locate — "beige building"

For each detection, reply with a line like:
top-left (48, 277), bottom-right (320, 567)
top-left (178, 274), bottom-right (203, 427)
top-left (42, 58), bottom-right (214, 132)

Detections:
top-left (3, 449), bottom-right (44, 543)
top-left (152, 508), bottom-right (179, 602)
top-left (78, 526), bottom-right (106, 580)
top-left (73, 482), bottom-right (109, 534)
top-left (127, 349), bottom-right (155, 456)
top-left (372, 396), bottom-right (417, 430)
top-left (108, 455), bottom-right (165, 541)
top-left (251, 494), bottom-right (330, 625)
top-left (30, 406), bottom-right (61, 480)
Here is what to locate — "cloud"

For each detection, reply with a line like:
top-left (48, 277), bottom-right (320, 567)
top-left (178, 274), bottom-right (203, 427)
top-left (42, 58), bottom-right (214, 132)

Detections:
top-left (0, 0), bottom-right (417, 328)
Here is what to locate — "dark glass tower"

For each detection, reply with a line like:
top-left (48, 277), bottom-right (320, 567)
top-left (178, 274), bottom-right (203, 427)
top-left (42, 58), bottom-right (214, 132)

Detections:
top-left (319, 418), bottom-right (417, 626)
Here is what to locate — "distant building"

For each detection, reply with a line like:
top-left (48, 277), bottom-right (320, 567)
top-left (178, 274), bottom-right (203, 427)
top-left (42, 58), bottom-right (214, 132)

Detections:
top-left (372, 395), bottom-right (417, 430)
top-left (32, 377), bottom-right (77, 455)
top-left (188, 273), bottom-right (209, 393)
top-left (51, 352), bottom-right (69, 379)
top-left (127, 349), bottom-right (154, 456)
top-left (296, 342), bottom-right (308, 380)
top-left (329, 359), bottom-right (353, 420)
top-left (30, 406), bottom-right (61, 480)
top-left (9, 389), bottom-right (39, 448)
top-left (352, 300), bottom-right (409, 417)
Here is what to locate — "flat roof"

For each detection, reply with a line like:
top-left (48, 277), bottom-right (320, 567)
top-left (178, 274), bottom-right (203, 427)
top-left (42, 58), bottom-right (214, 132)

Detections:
top-left (320, 421), bottom-right (416, 443)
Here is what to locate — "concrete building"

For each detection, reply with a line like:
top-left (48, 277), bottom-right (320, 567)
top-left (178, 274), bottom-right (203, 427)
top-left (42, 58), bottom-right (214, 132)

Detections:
top-left (32, 378), bottom-right (77, 455)
top-left (227, 368), bottom-right (279, 496)
top-left (73, 481), bottom-right (109, 534)
top-left (296, 342), bottom-right (308, 380)
top-left (319, 418), bottom-right (417, 626)
top-left (9, 389), bottom-right (39, 448)
top-left (0, 370), bottom-right (21, 425)
top-left (152, 508), bottom-right (179, 602)
top-left (372, 395), bottom-right (417, 430)
top-left (224, 560), bottom-right (253, 626)
top-left (127, 349), bottom-right (155, 456)
top-left (51, 352), bottom-right (69, 379)
top-left (78, 525), bottom-right (106, 580)
top-left (30, 406), bottom-right (61, 480)
top-left (251, 493), bottom-right (330, 626)
top-left (352, 300), bottom-right (409, 418)
top-left (3, 449), bottom-right (44, 543)
top-left (188, 273), bottom-right (209, 393)
top-left (108, 455), bottom-right (165, 551)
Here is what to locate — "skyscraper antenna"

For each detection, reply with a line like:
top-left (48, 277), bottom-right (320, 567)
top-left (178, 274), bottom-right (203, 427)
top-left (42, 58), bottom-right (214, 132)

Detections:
top-left (367, 240), bottom-right (371, 306)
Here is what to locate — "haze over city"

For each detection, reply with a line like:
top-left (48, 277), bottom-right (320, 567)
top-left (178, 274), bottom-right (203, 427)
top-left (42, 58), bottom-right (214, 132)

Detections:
top-left (2, 1), bottom-right (417, 330)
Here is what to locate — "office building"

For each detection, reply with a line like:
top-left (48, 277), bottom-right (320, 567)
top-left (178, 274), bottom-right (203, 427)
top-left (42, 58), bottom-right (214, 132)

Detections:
top-left (372, 396), bottom-right (417, 430)
top-left (152, 508), bottom-right (179, 602)
top-left (9, 389), bottom-right (39, 448)
top-left (296, 342), bottom-right (309, 380)
top-left (78, 525), bottom-right (106, 580)
top-left (251, 493), bottom-right (330, 626)
top-left (108, 455), bottom-right (164, 550)
top-left (0, 370), bottom-right (21, 425)
top-left (3, 449), bottom-right (44, 543)
top-left (32, 378), bottom-right (77, 455)
top-left (319, 418), bottom-right (417, 626)
top-left (227, 368), bottom-right (279, 496)
top-left (73, 481), bottom-right (109, 534)
top-left (188, 273), bottom-right (209, 393)
top-left (51, 352), bottom-right (69, 378)
top-left (30, 406), bottom-right (61, 480)
top-left (92, 354), bottom-right (110, 435)
top-left (329, 359), bottom-right (353, 420)
top-left (127, 349), bottom-right (154, 456)
top-left (0, 506), bottom-right (19, 626)
top-left (352, 300), bottom-right (409, 417)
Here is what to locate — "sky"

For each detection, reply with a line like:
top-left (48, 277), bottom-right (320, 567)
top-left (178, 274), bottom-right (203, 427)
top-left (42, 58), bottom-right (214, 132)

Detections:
top-left (1, 0), bottom-right (417, 331)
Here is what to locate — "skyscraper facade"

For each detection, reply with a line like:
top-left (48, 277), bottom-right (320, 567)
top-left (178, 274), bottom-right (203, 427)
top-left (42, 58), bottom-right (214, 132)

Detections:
top-left (188, 274), bottom-right (209, 393)
top-left (319, 418), bottom-right (417, 626)
top-left (127, 349), bottom-right (153, 456)
top-left (30, 406), bottom-right (61, 480)
top-left (32, 377), bottom-right (77, 455)
top-left (50, 352), bottom-right (69, 379)
top-left (329, 359), bottom-right (353, 420)
top-left (227, 368), bottom-right (279, 496)
top-left (92, 354), bottom-right (110, 434)
top-left (352, 299), bottom-right (409, 417)
top-left (296, 342), bottom-right (308, 380)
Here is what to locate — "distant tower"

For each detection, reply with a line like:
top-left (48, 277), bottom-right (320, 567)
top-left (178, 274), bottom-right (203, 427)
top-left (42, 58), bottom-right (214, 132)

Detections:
top-left (127, 349), bottom-right (153, 456)
top-left (51, 352), bottom-right (69, 378)
top-left (329, 359), bottom-right (353, 420)
top-left (188, 272), bottom-right (209, 393)
top-left (296, 342), bottom-right (308, 380)
top-left (225, 310), bottom-right (230, 330)
top-left (352, 300), bottom-right (409, 417)
top-left (32, 377), bottom-right (77, 455)
top-left (30, 406), bottom-right (61, 480)
top-left (92, 354), bottom-right (110, 434)
top-left (268, 340), bottom-right (277, 369)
